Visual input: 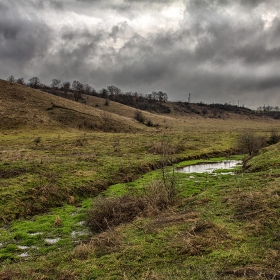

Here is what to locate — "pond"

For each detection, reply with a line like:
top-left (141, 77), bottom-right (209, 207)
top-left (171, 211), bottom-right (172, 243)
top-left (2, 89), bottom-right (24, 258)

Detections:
top-left (176, 160), bottom-right (242, 174)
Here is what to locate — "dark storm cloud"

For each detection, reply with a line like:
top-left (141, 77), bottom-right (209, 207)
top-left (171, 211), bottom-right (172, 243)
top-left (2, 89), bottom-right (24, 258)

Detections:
top-left (1, 0), bottom-right (280, 107)
top-left (94, 0), bottom-right (280, 106)
top-left (0, 2), bottom-right (51, 75)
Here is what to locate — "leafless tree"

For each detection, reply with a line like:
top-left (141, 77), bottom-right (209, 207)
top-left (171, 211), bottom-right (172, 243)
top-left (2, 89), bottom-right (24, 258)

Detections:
top-left (29, 77), bottom-right (41, 89)
top-left (237, 129), bottom-right (266, 155)
top-left (51, 79), bottom-right (61, 92)
top-left (16, 78), bottom-right (25, 85)
top-left (8, 75), bottom-right (15, 85)
top-left (62, 81), bottom-right (71, 95)
top-left (84, 84), bottom-right (93, 95)
top-left (72, 80), bottom-right (84, 101)
top-left (107, 85), bottom-right (122, 101)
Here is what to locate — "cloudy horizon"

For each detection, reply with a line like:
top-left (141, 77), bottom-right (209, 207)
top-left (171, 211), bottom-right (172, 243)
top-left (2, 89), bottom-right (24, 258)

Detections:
top-left (1, 0), bottom-right (280, 108)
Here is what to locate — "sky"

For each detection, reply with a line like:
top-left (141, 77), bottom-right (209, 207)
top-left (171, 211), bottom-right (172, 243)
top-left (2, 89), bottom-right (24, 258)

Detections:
top-left (1, 0), bottom-right (280, 108)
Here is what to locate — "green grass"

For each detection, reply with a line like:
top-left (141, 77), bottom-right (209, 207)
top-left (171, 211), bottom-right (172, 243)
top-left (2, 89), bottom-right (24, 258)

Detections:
top-left (1, 126), bottom-right (280, 279)
top-left (0, 201), bottom-right (92, 263)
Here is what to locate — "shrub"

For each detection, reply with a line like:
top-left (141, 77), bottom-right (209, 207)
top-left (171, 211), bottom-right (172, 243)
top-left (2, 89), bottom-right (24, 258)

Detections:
top-left (236, 129), bottom-right (266, 155)
top-left (86, 195), bottom-right (146, 233)
top-left (144, 179), bottom-right (177, 214)
top-left (267, 129), bottom-right (280, 145)
top-left (134, 110), bottom-right (145, 123)
top-left (87, 180), bottom-right (177, 233)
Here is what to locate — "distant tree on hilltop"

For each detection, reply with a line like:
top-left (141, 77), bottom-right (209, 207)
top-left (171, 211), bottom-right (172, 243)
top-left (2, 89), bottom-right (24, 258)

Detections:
top-left (63, 81), bottom-right (71, 95)
top-left (7, 75), bottom-right (15, 85)
top-left (29, 77), bottom-right (41, 89)
top-left (16, 78), bottom-right (25, 85)
top-left (72, 80), bottom-right (84, 101)
top-left (51, 79), bottom-right (61, 92)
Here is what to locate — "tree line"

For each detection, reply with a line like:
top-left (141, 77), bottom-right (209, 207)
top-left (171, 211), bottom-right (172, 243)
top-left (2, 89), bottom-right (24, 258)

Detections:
top-left (7, 75), bottom-right (170, 113)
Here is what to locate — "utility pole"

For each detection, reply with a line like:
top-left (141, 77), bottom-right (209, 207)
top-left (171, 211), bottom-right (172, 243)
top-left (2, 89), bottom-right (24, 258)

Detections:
top-left (188, 93), bottom-right (191, 103)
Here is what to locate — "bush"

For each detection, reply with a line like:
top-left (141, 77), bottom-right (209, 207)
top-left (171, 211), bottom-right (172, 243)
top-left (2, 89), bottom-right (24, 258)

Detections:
top-left (87, 195), bottom-right (146, 233)
top-left (144, 179), bottom-right (177, 213)
top-left (87, 180), bottom-right (177, 233)
top-left (267, 129), bottom-right (280, 145)
top-left (236, 129), bottom-right (266, 155)
top-left (134, 110), bottom-right (145, 123)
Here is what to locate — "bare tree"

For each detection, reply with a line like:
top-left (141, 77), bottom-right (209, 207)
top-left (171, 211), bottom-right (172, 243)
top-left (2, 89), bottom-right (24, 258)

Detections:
top-left (51, 79), bottom-right (61, 92)
top-left (8, 75), bottom-right (15, 85)
top-left (16, 78), bottom-right (25, 85)
top-left (62, 81), bottom-right (71, 95)
top-left (84, 84), bottom-right (93, 95)
top-left (158, 91), bottom-right (168, 104)
top-left (107, 85), bottom-right (122, 101)
top-left (72, 80), bottom-right (84, 101)
top-left (29, 77), bottom-right (41, 89)
top-left (237, 129), bottom-right (266, 155)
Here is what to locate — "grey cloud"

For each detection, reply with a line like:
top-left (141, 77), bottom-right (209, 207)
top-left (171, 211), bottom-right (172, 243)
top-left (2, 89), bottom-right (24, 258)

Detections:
top-left (2, 0), bottom-right (280, 107)
top-left (49, 0), bottom-right (64, 9)
top-left (0, 2), bottom-right (52, 79)
top-left (0, 6), bottom-right (51, 61)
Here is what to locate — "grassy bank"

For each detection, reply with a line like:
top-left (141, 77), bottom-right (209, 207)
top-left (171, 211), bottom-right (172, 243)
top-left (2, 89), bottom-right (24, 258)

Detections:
top-left (0, 128), bottom-right (237, 224)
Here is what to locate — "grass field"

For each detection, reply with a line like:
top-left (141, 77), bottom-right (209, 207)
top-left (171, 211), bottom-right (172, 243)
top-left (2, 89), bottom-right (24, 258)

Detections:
top-left (1, 79), bottom-right (280, 279)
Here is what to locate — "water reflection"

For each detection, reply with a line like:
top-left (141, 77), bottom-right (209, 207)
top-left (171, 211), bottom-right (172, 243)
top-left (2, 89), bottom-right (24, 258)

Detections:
top-left (176, 160), bottom-right (242, 174)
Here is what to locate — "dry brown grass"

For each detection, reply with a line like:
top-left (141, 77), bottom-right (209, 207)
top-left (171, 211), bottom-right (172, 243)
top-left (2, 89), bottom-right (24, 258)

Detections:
top-left (87, 180), bottom-right (178, 233)
top-left (222, 267), bottom-right (280, 279)
top-left (54, 215), bottom-right (62, 227)
top-left (86, 195), bottom-right (146, 232)
top-left (224, 185), bottom-right (280, 242)
top-left (0, 79), bottom-right (144, 132)
top-left (2, 79), bottom-right (280, 134)
top-left (73, 229), bottom-right (123, 259)
top-left (143, 211), bottom-right (198, 233)
top-left (172, 220), bottom-right (231, 256)
top-left (0, 270), bottom-right (15, 280)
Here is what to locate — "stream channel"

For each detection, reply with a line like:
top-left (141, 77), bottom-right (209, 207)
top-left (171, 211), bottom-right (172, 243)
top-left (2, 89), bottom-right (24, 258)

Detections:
top-left (0, 159), bottom-right (243, 260)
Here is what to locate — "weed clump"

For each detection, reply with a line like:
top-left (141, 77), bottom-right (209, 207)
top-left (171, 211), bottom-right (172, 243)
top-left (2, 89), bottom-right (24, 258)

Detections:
top-left (54, 215), bottom-right (62, 227)
top-left (86, 195), bottom-right (146, 232)
top-left (34, 136), bottom-right (41, 147)
top-left (173, 220), bottom-right (230, 256)
top-left (87, 180), bottom-right (178, 233)
top-left (134, 109), bottom-right (145, 123)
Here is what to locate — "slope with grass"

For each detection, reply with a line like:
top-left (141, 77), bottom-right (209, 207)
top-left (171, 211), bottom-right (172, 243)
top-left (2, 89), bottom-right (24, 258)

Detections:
top-left (1, 145), bottom-right (280, 279)
top-left (1, 79), bottom-right (280, 279)
top-left (0, 80), bottom-right (146, 132)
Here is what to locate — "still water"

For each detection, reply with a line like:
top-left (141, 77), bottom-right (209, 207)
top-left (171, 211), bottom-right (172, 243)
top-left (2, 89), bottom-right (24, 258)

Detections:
top-left (176, 160), bottom-right (242, 174)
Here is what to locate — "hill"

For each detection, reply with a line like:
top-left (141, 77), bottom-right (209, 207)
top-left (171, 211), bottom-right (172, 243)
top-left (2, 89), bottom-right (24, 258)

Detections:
top-left (0, 79), bottom-right (147, 132)
top-left (1, 79), bottom-right (277, 134)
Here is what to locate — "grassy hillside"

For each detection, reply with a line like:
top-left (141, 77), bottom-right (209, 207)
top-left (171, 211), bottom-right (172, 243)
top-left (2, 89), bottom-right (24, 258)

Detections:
top-left (0, 80), bottom-right (147, 132)
top-left (1, 79), bottom-right (280, 279)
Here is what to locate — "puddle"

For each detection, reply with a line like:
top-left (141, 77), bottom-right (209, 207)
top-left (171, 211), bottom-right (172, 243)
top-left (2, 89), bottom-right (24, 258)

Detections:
top-left (29, 232), bottom-right (43, 236)
top-left (18, 245), bottom-right (29, 250)
top-left (71, 230), bottom-right (89, 238)
top-left (177, 160), bottom-right (242, 174)
top-left (18, 252), bottom-right (29, 258)
top-left (45, 238), bottom-right (60, 244)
